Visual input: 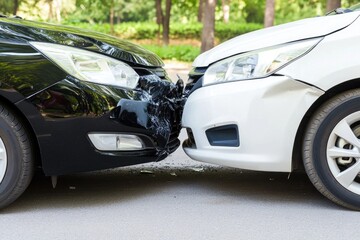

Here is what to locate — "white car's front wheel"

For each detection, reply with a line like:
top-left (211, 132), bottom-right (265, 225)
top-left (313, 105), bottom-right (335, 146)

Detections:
top-left (304, 89), bottom-right (360, 210)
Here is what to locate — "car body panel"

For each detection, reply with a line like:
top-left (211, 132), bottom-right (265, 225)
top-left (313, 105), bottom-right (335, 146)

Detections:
top-left (182, 76), bottom-right (323, 172)
top-left (193, 12), bottom-right (360, 67)
top-left (183, 11), bottom-right (360, 173)
top-left (0, 17), bottom-right (163, 67)
top-left (0, 18), bottom-right (183, 176)
top-left (277, 15), bottom-right (360, 91)
top-left (0, 42), bottom-right (68, 100)
top-left (13, 73), bottom-right (182, 176)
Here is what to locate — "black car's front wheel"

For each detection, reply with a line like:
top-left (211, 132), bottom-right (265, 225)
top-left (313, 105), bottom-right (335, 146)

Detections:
top-left (0, 104), bottom-right (34, 209)
top-left (303, 89), bottom-right (360, 210)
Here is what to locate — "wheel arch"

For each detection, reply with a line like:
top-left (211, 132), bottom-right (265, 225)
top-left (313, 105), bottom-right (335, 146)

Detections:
top-left (0, 95), bottom-right (42, 169)
top-left (292, 78), bottom-right (360, 171)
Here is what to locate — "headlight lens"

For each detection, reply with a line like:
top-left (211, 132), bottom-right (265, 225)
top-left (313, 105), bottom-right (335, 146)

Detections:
top-left (30, 42), bottom-right (139, 89)
top-left (203, 38), bottom-right (322, 86)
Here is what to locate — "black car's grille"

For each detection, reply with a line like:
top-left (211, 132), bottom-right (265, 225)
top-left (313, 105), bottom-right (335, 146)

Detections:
top-left (134, 67), bottom-right (170, 81)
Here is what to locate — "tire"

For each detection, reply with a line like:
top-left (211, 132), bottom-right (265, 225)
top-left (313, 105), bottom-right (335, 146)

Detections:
top-left (0, 104), bottom-right (34, 209)
top-left (303, 89), bottom-right (360, 210)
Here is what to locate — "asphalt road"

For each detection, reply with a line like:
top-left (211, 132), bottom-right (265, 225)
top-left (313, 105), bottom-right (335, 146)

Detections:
top-left (1, 65), bottom-right (360, 240)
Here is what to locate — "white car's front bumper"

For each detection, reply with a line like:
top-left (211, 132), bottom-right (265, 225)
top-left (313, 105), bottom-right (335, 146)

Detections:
top-left (182, 75), bottom-right (324, 172)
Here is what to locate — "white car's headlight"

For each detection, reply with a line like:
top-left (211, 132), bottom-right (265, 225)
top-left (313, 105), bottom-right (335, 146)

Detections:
top-left (203, 38), bottom-right (322, 86)
top-left (30, 42), bottom-right (139, 89)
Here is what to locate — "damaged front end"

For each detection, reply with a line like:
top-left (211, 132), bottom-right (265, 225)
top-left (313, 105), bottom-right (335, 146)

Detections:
top-left (110, 72), bottom-right (184, 161)
top-left (25, 63), bottom-right (185, 175)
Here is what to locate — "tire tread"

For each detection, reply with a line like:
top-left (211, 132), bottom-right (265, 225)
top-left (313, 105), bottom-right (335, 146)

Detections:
top-left (0, 105), bottom-right (34, 209)
top-left (304, 89), bottom-right (360, 210)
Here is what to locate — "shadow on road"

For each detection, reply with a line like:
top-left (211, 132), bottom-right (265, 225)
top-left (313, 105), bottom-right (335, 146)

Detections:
top-left (3, 167), bottom-right (339, 213)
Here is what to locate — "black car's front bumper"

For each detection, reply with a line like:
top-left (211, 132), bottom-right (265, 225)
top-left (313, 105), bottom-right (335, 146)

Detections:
top-left (15, 67), bottom-right (183, 176)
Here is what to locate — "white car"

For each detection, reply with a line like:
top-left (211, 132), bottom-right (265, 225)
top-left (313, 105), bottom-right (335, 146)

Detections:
top-left (182, 4), bottom-right (360, 210)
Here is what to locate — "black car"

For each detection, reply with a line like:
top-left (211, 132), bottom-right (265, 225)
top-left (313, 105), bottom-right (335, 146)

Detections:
top-left (0, 16), bottom-right (183, 208)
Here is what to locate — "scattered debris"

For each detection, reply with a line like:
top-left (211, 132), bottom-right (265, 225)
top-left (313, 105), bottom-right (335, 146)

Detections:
top-left (190, 167), bottom-right (204, 172)
top-left (69, 186), bottom-right (76, 190)
top-left (269, 178), bottom-right (275, 181)
top-left (140, 170), bottom-right (154, 175)
top-left (170, 172), bottom-right (177, 176)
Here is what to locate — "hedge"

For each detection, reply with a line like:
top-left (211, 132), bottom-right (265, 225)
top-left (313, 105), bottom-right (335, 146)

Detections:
top-left (141, 44), bottom-right (200, 62)
top-left (67, 22), bottom-right (263, 41)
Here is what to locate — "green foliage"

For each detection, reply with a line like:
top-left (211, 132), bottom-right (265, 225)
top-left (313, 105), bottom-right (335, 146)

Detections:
top-left (170, 0), bottom-right (198, 23)
top-left (275, 0), bottom-right (360, 24)
top-left (275, 0), bottom-right (325, 24)
top-left (0, 0), bottom-right (19, 15)
top-left (68, 0), bottom-right (112, 23)
top-left (63, 0), bottom-right (155, 24)
top-left (67, 22), bottom-right (263, 41)
top-left (142, 44), bottom-right (200, 62)
top-left (215, 22), bottom-right (263, 41)
top-left (243, 0), bottom-right (266, 23)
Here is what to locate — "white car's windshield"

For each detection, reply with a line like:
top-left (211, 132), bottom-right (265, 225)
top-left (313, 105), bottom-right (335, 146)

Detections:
top-left (326, 3), bottom-right (360, 15)
top-left (349, 3), bottom-right (360, 11)
top-left (326, 3), bottom-right (360, 16)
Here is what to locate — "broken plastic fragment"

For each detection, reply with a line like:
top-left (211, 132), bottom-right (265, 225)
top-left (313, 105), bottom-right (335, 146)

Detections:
top-left (110, 74), bottom-right (184, 159)
top-left (140, 170), bottom-right (154, 174)
top-left (189, 167), bottom-right (204, 172)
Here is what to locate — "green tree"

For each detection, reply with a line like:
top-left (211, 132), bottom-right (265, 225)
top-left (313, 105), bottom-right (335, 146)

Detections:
top-left (0, 0), bottom-right (27, 15)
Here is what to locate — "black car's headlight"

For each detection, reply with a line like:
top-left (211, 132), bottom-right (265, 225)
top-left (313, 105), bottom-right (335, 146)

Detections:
top-left (203, 38), bottom-right (322, 86)
top-left (30, 42), bottom-right (139, 89)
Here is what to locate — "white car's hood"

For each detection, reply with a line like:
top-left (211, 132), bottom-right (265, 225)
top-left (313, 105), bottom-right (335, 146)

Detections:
top-left (193, 12), bottom-right (360, 67)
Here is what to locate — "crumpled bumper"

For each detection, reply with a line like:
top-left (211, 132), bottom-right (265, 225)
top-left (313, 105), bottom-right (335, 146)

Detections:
top-left (24, 69), bottom-right (184, 175)
top-left (110, 74), bottom-right (185, 160)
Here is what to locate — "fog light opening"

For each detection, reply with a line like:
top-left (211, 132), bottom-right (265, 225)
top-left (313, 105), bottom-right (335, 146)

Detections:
top-left (88, 133), bottom-right (144, 151)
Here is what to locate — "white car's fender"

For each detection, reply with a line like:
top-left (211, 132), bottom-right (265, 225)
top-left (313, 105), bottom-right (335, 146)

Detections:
top-left (193, 12), bottom-right (360, 68)
top-left (277, 13), bottom-right (360, 91)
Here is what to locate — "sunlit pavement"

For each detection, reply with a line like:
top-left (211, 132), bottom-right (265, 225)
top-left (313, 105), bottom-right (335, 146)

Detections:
top-left (1, 65), bottom-right (360, 240)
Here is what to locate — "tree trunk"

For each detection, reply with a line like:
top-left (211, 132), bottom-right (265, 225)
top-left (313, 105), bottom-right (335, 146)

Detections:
top-left (264, 0), bottom-right (275, 28)
top-left (162, 0), bottom-right (172, 46)
top-left (222, 0), bottom-right (230, 23)
top-left (155, 0), bottom-right (163, 43)
top-left (201, 0), bottom-right (216, 53)
top-left (116, 12), bottom-right (121, 24)
top-left (47, 0), bottom-right (53, 20)
top-left (110, 0), bottom-right (115, 34)
top-left (326, 0), bottom-right (341, 12)
top-left (13, 0), bottom-right (19, 15)
top-left (198, 0), bottom-right (204, 22)
top-left (155, 0), bottom-right (163, 25)
top-left (54, 0), bottom-right (62, 23)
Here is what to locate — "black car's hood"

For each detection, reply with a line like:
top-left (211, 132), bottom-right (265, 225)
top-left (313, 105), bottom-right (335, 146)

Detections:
top-left (0, 17), bottom-right (163, 67)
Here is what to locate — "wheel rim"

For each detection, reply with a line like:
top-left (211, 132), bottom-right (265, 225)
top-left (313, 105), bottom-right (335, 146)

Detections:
top-left (327, 111), bottom-right (360, 195)
top-left (0, 137), bottom-right (7, 184)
